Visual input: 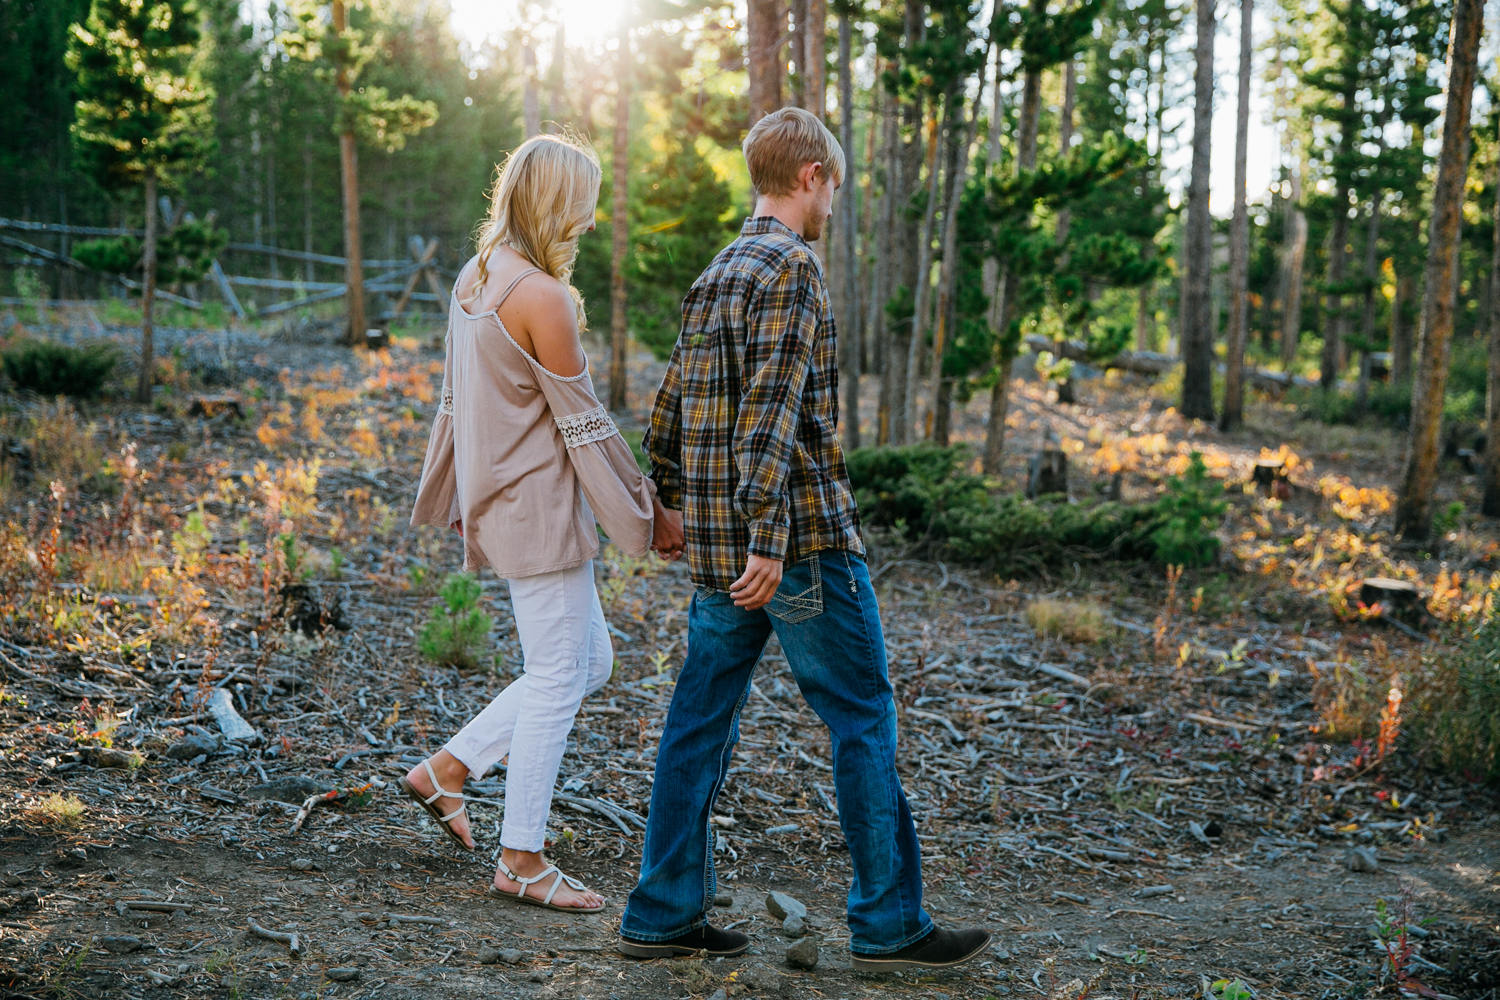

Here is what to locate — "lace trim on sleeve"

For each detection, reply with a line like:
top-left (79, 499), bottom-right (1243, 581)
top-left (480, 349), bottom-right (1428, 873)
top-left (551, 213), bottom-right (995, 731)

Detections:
top-left (439, 385), bottom-right (454, 415)
top-left (554, 404), bottom-right (619, 448)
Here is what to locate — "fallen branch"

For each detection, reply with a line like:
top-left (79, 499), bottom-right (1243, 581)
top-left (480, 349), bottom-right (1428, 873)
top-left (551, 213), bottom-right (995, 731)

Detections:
top-left (248, 917), bottom-right (303, 955)
top-left (1104, 908), bottom-right (1178, 921)
top-left (288, 783), bottom-right (370, 835)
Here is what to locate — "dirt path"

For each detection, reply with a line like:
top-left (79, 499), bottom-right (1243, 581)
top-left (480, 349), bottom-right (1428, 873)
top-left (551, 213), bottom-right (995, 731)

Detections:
top-left (0, 327), bottom-right (1495, 999)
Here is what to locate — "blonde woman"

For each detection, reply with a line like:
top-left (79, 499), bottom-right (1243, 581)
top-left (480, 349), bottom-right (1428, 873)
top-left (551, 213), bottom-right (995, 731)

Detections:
top-left (407, 133), bottom-right (684, 912)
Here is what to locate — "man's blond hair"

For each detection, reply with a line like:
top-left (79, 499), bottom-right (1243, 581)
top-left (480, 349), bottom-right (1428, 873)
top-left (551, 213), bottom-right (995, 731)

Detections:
top-left (742, 107), bottom-right (846, 197)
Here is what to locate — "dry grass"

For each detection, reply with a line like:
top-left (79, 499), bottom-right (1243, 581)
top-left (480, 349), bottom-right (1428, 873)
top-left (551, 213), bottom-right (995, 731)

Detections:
top-left (26, 793), bottom-right (86, 829)
top-left (27, 398), bottom-right (101, 488)
top-left (1026, 598), bottom-right (1109, 644)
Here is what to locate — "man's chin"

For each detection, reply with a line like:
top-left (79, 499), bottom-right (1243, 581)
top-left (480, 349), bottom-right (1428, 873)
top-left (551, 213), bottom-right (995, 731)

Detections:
top-left (804, 220), bottom-right (824, 242)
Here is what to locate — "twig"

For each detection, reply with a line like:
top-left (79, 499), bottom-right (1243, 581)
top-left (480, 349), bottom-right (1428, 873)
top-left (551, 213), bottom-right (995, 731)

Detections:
top-left (1104, 908), bottom-right (1178, 921)
top-left (1032, 844), bottom-right (1094, 870)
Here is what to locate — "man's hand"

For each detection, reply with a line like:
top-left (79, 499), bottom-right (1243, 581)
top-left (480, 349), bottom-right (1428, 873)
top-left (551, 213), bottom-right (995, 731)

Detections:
top-left (452, 518), bottom-right (463, 538)
top-left (650, 499), bottom-right (684, 560)
top-left (730, 554), bottom-right (782, 610)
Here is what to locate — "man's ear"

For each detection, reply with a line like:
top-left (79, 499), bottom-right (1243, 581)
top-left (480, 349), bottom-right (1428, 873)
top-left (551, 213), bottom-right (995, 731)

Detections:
top-left (801, 160), bottom-right (824, 191)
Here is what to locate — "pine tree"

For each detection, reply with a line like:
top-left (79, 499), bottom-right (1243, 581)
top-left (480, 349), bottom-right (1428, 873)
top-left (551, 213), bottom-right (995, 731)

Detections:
top-left (67, 0), bottom-right (214, 403)
top-left (279, 0), bottom-right (437, 347)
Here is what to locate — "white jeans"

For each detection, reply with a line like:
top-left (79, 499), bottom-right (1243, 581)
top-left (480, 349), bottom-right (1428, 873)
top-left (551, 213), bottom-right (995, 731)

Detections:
top-left (444, 560), bottom-right (612, 851)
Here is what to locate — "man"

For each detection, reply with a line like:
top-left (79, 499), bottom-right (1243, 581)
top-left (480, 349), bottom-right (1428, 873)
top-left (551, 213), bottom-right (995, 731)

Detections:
top-left (619, 107), bottom-right (991, 973)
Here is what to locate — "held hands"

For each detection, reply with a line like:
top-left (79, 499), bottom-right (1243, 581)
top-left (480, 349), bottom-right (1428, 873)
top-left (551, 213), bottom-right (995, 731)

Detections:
top-left (730, 554), bottom-right (782, 610)
top-left (650, 499), bottom-right (685, 561)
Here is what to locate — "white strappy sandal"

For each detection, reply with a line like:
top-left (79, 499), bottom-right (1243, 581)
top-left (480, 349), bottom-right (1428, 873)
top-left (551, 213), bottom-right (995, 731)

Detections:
top-left (485, 858), bottom-right (605, 913)
top-left (397, 759), bottom-right (473, 851)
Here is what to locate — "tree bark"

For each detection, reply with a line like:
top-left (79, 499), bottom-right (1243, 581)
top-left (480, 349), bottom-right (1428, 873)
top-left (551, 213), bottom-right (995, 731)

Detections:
top-left (332, 1), bottom-right (366, 348)
top-left (303, 130), bottom-right (315, 284)
top-left (748, 0), bottom-right (785, 126)
top-left (1395, 0), bottom-right (1484, 540)
top-left (805, 0), bottom-right (826, 116)
top-left (904, 94), bottom-right (950, 440)
top-left (1391, 269), bottom-right (1414, 384)
top-left (875, 79), bottom-right (900, 444)
top-left (982, 29), bottom-right (1043, 475)
top-left (1179, 0), bottom-right (1216, 422)
top-left (1053, 58), bottom-right (1077, 406)
top-left (1354, 120), bottom-right (1390, 415)
top-left (888, 3), bottom-right (925, 445)
top-left (1484, 122), bottom-right (1500, 514)
top-left (1219, 0), bottom-right (1253, 432)
top-left (137, 168), bottom-right (158, 404)
top-left (838, 10), bottom-right (859, 451)
top-left (1320, 179), bottom-right (1352, 390)
top-left (609, 26), bottom-right (630, 412)
top-left (1280, 179), bottom-right (1308, 373)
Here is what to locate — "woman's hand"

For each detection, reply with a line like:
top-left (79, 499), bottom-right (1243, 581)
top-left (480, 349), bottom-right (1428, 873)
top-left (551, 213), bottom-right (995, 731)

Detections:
top-left (452, 518), bottom-right (463, 538)
top-left (650, 499), bottom-right (684, 560)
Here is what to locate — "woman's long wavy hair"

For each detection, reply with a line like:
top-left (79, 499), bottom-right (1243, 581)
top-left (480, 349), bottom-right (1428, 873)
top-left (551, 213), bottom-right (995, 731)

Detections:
top-left (467, 132), bottom-right (601, 330)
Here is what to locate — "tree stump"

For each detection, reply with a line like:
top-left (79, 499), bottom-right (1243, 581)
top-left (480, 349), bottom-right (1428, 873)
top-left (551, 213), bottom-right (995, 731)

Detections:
top-left (187, 395), bottom-right (243, 420)
top-left (1251, 458), bottom-right (1286, 491)
top-left (1027, 448), bottom-right (1069, 498)
top-left (1358, 577), bottom-right (1419, 613)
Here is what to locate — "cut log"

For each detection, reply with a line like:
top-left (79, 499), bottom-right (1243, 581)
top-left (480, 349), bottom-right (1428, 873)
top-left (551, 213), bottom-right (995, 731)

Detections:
top-left (187, 395), bottom-right (244, 420)
top-left (1027, 448), bottom-right (1068, 498)
top-left (1358, 577), bottom-right (1419, 612)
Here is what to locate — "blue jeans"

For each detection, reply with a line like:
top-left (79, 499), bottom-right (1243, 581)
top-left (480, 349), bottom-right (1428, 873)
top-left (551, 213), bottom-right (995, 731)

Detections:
top-left (619, 550), bottom-right (931, 955)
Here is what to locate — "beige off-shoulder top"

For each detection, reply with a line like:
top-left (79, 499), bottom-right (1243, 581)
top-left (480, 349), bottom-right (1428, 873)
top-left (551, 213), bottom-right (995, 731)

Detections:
top-left (410, 267), bottom-right (657, 578)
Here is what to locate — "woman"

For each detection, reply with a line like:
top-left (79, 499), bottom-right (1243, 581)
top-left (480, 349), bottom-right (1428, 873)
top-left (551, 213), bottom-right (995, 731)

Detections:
top-left (406, 133), bottom-right (682, 913)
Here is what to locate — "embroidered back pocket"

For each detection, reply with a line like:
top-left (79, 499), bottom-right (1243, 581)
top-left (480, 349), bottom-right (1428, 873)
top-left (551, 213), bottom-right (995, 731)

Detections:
top-left (765, 556), bottom-right (823, 624)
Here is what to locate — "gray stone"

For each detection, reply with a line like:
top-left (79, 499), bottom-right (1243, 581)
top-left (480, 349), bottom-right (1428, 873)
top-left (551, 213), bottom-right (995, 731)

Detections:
top-left (100, 935), bottom-right (142, 954)
top-left (390, 946), bottom-right (415, 962)
top-left (785, 936), bottom-right (819, 970)
top-left (1346, 847), bottom-right (1379, 873)
top-left (325, 968), bottom-right (360, 983)
top-left (164, 735), bottom-right (219, 760)
top-left (781, 914), bottom-right (807, 939)
top-left (991, 947), bottom-right (1013, 962)
top-left (288, 858), bottom-right (317, 872)
top-left (713, 893), bottom-right (734, 908)
top-left (709, 990), bottom-right (729, 1000)
top-left (765, 891), bottom-right (807, 923)
top-left (738, 963), bottom-right (786, 995)
top-left (476, 946), bottom-right (501, 965)
top-left (0, 873), bottom-right (19, 887)
top-left (528, 969), bottom-right (551, 983)
top-left (245, 777), bottom-right (332, 803)
top-left (498, 948), bottom-right (526, 965)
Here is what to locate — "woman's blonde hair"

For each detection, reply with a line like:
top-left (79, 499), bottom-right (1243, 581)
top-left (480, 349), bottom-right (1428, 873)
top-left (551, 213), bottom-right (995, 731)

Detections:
top-left (468, 132), bottom-right (601, 330)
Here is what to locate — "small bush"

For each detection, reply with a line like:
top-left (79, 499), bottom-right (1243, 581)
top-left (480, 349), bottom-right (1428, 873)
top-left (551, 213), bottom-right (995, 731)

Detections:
top-left (1150, 452), bottom-right (1227, 568)
top-left (418, 572), bottom-right (494, 670)
top-left (1408, 616), bottom-right (1500, 783)
top-left (26, 793), bottom-right (86, 829)
top-left (1, 340), bottom-right (118, 399)
top-left (1026, 598), bottom-right (1108, 643)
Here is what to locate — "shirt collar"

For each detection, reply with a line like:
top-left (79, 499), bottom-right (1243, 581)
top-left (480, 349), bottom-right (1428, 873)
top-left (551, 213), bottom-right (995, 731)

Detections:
top-left (741, 215), bottom-right (807, 243)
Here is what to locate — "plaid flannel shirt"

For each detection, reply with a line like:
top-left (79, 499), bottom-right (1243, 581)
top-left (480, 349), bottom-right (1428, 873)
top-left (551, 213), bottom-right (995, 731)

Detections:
top-left (645, 216), bottom-right (863, 591)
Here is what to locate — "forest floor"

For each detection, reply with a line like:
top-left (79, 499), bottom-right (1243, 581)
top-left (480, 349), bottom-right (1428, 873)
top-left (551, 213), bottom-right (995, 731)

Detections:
top-left (0, 310), bottom-right (1495, 1000)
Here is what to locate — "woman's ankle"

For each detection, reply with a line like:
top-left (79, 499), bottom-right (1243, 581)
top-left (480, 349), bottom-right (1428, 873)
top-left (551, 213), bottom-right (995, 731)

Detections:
top-left (500, 848), bottom-right (546, 877)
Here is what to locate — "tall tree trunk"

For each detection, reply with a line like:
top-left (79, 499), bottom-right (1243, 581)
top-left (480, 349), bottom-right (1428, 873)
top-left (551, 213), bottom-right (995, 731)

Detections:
top-left (983, 23), bottom-right (1043, 475)
top-left (748, 0), bottom-right (785, 126)
top-left (1355, 197), bottom-right (1383, 414)
top-left (1280, 175), bottom-right (1308, 372)
top-left (889, 4), bottom-right (925, 445)
top-left (931, 69), bottom-right (985, 446)
top-left (333, 0), bottom-right (366, 348)
top-left (838, 10), bottom-right (859, 451)
top-left (1179, 0), bottom-right (1216, 421)
top-left (1219, 0), bottom-right (1253, 431)
top-left (1395, 0), bottom-right (1484, 540)
top-left (1486, 149), bottom-right (1500, 513)
top-left (875, 82), bottom-right (899, 443)
top-left (523, 36), bottom-right (540, 138)
top-left (790, 0), bottom-right (808, 107)
top-left (1053, 59), bottom-right (1077, 406)
top-left (805, 0), bottom-right (827, 116)
top-left (1391, 270), bottom-right (1414, 384)
top-left (1320, 180), bottom-right (1352, 390)
top-left (904, 94), bottom-right (950, 440)
top-left (609, 27), bottom-right (631, 412)
top-left (137, 168), bottom-right (158, 404)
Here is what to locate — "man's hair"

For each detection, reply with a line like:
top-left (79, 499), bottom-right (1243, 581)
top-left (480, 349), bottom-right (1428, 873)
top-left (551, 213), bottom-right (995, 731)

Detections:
top-left (742, 107), bottom-right (846, 197)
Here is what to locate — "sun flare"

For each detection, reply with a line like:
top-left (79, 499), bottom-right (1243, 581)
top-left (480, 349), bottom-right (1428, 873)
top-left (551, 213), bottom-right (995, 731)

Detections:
top-left (448, 0), bottom-right (624, 50)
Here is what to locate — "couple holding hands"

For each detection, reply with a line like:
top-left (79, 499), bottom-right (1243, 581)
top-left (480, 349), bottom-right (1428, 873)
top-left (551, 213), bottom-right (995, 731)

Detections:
top-left (406, 108), bottom-right (989, 972)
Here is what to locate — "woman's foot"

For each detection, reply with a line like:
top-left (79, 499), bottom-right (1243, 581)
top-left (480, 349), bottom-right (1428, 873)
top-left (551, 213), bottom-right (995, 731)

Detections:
top-left (402, 750), bottom-right (474, 850)
top-left (494, 849), bottom-right (603, 910)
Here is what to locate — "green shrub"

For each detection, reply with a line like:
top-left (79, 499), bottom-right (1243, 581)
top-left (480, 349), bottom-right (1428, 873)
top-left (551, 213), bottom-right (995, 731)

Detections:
top-left (844, 443), bottom-right (1224, 572)
top-left (1149, 452), bottom-right (1228, 568)
top-left (418, 572), bottom-right (493, 670)
top-left (1408, 615), bottom-right (1500, 783)
top-left (1, 340), bottom-right (118, 399)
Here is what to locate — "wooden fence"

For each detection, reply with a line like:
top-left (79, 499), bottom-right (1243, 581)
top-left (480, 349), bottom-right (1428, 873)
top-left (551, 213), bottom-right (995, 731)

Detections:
top-left (0, 215), bottom-right (451, 323)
